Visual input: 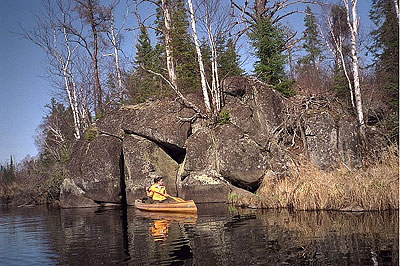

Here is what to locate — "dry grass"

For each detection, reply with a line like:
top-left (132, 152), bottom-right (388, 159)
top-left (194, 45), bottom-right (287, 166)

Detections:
top-left (230, 145), bottom-right (399, 211)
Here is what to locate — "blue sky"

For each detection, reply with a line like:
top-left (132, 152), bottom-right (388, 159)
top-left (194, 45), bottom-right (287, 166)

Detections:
top-left (0, 1), bottom-right (50, 163)
top-left (0, 0), bottom-right (373, 164)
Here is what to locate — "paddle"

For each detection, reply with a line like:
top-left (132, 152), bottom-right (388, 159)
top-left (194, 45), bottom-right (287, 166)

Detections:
top-left (151, 189), bottom-right (185, 202)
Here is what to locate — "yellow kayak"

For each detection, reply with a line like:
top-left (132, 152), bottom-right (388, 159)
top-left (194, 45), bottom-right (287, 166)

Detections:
top-left (134, 199), bottom-right (198, 214)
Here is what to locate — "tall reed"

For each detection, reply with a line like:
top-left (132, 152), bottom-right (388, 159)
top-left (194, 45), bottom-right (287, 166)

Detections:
top-left (231, 145), bottom-right (399, 211)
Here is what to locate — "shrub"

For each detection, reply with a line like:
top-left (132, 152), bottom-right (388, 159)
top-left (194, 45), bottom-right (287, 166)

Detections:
top-left (218, 109), bottom-right (230, 125)
top-left (85, 127), bottom-right (98, 142)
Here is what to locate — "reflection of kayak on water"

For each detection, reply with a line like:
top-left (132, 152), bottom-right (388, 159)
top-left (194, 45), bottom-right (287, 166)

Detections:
top-left (136, 209), bottom-right (198, 242)
top-left (134, 199), bottom-right (198, 214)
top-left (149, 219), bottom-right (170, 241)
top-left (135, 209), bottom-right (198, 224)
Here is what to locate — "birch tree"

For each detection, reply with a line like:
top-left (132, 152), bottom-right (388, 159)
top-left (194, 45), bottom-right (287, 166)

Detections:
top-left (73, 0), bottom-right (105, 116)
top-left (105, 11), bottom-right (125, 103)
top-left (22, 0), bottom-right (83, 139)
top-left (187, 0), bottom-right (212, 113)
top-left (102, 2), bottom-right (128, 104)
top-left (393, 0), bottom-right (400, 21)
top-left (342, 0), bottom-right (365, 131)
top-left (321, 9), bottom-right (355, 108)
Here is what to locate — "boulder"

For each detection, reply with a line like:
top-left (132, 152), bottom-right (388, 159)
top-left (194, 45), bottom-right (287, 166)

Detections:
top-left (338, 117), bottom-right (362, 169)
top-left (60, 135), bottom-right (123, 208)
top-left (178, 174), bottom-right (230, 203)
top-left (215, 124), bottom-right (267, 189)
top-left (95, 108), bottom-right (125, 137)
top-left (121, 100), bottom-right (193, 150)
top-left (223, 76), bottom-right (286, 146)
top-left (184, 127), bottom-right (216, 173)
top-left (224, 96), bottom-right (263, 144)
top-left (123, 135), bottom-right (179, 205)
top-left (304, 112), bottom-right (338, 169)
top-left (60, 178), bottom-right (98, 208)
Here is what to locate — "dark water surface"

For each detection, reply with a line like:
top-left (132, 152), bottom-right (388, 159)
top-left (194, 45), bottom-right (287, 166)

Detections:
top-left (0, 204), bottom-right (398, 265)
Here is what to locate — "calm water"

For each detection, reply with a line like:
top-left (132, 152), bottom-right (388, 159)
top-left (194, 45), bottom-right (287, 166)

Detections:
top-left (0, 204), bottom-right (398, 266)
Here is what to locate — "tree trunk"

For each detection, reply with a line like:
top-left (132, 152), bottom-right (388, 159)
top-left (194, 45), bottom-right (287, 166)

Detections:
top-left (393, 0), bottom-right (400, 22)
top-left (344, 0), bottom-right (365, 131)
top-left (62, 24), bottom-right (81, 139)
top-left (187, 0), bottom-right (212, 114)
top-left (87, 0), bottom-right (103, 115)
top-left (161, 0), bottom-right (178, 90)
top-left (109, 13), bottom-right (124, 103)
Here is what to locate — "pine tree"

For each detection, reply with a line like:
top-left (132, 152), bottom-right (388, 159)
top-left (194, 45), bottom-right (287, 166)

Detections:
top-left (300, 6), bottom-right (323, 68)
top-left (218, 38), bottom-right (243, 79)
top-left (154, 0), bottom-right (200, 92)
top-left (128, 25), bottom-right (160, 103)
top-left (329, 4), bottom-right (352, 97)
top-left (248, 19), bottom-right (295, 96)
top-left (170, 0), bottom-right (200, 92)
top-left (370, 0), bottom-right (399, 140)
top-left (370, 0), bottom-right (399, 93)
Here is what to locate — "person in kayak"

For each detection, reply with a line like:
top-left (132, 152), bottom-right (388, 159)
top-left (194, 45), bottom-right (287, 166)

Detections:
top-left (146, 176), bottom-right (169, 202)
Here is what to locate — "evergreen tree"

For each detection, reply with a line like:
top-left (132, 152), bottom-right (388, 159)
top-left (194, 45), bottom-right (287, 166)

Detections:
top-left (155, 0), bottom-right (200, 92)
top-left (370, 0), bottom-right (399, 139)
top-left (248, 19), bottom-right (295, 96)
top-left (370, 0), bottom-right (399, 93)
top-left (127, 25), bottom-right (160, 103)
top-left (299, 6), bottom-right (323, 68)
top-left (218, 38), bottom-right (243, 79)
top-left (170, 0), bottom-right (200, 92)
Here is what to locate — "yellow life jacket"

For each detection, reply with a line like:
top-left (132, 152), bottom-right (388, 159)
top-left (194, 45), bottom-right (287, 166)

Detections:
top-left (147, 184), bottom-right (167, 201)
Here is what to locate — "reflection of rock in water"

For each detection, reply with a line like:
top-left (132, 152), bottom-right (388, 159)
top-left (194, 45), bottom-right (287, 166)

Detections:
top-left (169, 243), bottom-right (193, 263)
top-left (125, 205), bottom-right (398, 265)
top-left (58, 207), bottom-right (129, 265)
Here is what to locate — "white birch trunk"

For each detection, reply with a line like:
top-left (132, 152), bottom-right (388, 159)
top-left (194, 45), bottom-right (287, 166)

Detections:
top-left (61, 25), bottom-right (82, 139)
top-left (323, 15), bottom-right (355, 108)
top-left (343, 0), bottom-right (365, 128)
top-left (187, 0), bottom-right (212, 113)
top-left (205, 16), bottom-right (221, 114)
top-left (109, 13), bottom-right (124, 103)
top-left (161, 0), bottom-right (178, 90)
top-left (393, 0), bottom-right (400, 22)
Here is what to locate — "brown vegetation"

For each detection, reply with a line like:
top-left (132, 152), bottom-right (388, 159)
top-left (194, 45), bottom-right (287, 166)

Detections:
top-left (229, 145), bottom-right (399, 211)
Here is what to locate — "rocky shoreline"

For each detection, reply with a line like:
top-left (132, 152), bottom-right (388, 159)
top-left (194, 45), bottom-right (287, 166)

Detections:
top-left (59, 76), bottom-right (381, 209)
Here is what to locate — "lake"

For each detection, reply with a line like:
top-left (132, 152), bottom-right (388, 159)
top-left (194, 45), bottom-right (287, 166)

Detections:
top-left (0, 204), bottom-right (398, 265)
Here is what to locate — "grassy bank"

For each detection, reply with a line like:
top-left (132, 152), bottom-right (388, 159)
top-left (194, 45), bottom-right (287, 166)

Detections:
top-left (229, 145), bottom-right (399, 211)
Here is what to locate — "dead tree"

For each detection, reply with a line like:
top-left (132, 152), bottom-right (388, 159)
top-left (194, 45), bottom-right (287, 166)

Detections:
top-left (103, 2), bottom-right (127, 103)
top-left (230, 0), bottom-right (320, 46)
top-left (73, 0), bottom-right (105, 115)
top-left (22, 0), bottom-right (83, 139)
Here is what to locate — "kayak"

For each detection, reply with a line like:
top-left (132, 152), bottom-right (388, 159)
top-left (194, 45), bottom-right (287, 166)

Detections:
top-left (135, 209), bottom-right (198, 224)
top-left (134, 199), bottom-right (198, 214)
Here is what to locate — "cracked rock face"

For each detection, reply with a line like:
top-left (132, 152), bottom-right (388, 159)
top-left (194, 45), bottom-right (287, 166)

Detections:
top-left (60, 135), bottom-right (123, 208)
top-left (123, 135), bottom-right (179, 205)
top-left (60, 76), bottom-right (363, 208)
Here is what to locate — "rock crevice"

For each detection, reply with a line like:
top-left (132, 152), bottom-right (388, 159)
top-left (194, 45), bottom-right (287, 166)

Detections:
top-left (60, 76), bottom-right (364, 208)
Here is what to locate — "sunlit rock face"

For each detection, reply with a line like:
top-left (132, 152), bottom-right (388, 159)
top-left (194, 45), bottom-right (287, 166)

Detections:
top-left (60, 135), bottom-right (123, 208)
top-left (60, 76), bottom-right (363, 207)
top-left (304, 112), bottom-right (362, 170)
top-left (123, 135), bottom-right (178, 205)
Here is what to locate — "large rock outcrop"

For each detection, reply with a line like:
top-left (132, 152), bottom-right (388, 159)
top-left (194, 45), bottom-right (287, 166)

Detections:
top-left (123, 135), bottom-right (179, 205)
top-left (60, 76), bottom-right (364, 208)
top-left (60, 135), bottom-right (123, 208)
